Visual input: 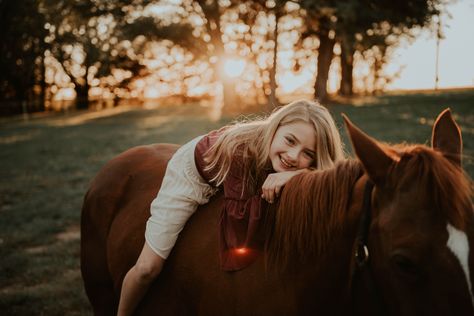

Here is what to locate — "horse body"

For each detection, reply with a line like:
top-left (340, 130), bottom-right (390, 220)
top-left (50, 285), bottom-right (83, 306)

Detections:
top-left (130, 194), bottom-right (364, 316)
top-left (81, 145), bottom-right (362, 315)
top-left (81, 110), bottom-right (474, 315)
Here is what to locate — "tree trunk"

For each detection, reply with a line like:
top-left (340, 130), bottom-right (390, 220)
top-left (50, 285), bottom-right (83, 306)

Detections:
top-left (339, 38), bottom-right (354, 96)
top-left (75, 85), bottom-right (89, 110)
top-left (201, 0), bottom-right (236, 110)
top-left (314, 32), bottom-right (335, 102)
top-left (268, 10), bottom-right (281, 107)
top-left (39, 52), bottom-right (46, 112)
top-left (372, 46), bottom-right (385, 95)
top-left (75, 58), bottom-right (90, 110)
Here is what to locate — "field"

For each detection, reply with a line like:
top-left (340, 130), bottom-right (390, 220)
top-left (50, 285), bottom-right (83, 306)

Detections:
top-left (0, 89), bottom-right (473, 315)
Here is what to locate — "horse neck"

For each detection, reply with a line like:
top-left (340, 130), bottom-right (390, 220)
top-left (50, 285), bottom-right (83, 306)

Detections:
top-left (266, 160), bottom-right (366, 298)
top-left (300, 174), bottom-right (374, 311)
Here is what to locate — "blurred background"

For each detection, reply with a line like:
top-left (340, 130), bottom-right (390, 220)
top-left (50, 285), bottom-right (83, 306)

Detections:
top-left (1, 0), bottom-right (473, 116)
top-left (0, 1), bottom-right (473, 315)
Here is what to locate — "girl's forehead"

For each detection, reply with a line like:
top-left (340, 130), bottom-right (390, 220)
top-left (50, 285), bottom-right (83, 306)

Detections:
top-left (278, 121), bottom-right (315, 134)
top-left (277, 121), bottom-right (316, 147)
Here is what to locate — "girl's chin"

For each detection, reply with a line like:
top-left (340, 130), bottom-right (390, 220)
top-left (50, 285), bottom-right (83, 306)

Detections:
top-left (271, 161), bottom-right (283, 172)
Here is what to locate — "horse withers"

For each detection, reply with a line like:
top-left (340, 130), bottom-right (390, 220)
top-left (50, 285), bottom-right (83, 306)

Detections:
top-left (81, 109), bottom-right (474, 315)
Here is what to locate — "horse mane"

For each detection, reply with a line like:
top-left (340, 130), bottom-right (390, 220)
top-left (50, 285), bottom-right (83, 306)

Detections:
top-left (265, 159), bottom-right (364, 268)
top-left (265, 143), bottom-right (473, 269)
top-left (387, 144), bottom-right (473, 230)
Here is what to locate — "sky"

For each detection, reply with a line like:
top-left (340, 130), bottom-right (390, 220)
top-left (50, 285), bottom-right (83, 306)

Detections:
top-left (388, 0), bottom-right (474, 90)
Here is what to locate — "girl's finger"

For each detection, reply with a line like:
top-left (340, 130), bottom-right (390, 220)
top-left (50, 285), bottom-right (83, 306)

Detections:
top-left (275, 185), bottom-right (281, 197)
top-left (267, 189), bottom-right (274, 203)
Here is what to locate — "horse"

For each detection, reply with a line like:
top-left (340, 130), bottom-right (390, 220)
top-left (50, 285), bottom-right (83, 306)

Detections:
top-left (81, 109), bottom-right (474, 315)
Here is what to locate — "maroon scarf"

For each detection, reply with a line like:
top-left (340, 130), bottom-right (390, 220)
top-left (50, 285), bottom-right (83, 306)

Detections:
top-left (194, 129), bottom-right (268, 271)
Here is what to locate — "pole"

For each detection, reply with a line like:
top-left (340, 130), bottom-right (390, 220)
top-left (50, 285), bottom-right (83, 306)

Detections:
top-left (435, 16), bottom-right (441, 91)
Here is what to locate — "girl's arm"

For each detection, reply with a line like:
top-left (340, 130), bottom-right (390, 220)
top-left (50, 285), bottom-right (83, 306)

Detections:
top-left (261, 169), bottom-right (310, 203)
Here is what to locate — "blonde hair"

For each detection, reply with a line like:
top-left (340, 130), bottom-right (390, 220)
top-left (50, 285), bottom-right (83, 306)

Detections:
top-left (204, 100), bottom-right (345, 191)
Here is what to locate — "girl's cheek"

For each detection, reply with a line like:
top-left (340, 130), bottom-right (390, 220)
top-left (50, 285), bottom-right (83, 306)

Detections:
top-left (297, 161), bottom-right (306, 169)
top-left (302, 158), bottom-right (313, 168)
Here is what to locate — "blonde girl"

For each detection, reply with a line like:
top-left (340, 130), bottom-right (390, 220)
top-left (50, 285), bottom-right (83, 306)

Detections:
top-left (117, 100), bottom-right (344, 316)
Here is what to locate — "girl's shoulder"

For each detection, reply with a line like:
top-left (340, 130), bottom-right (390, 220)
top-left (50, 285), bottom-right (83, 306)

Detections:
top-left (203, 125), bottom-right (231, 142)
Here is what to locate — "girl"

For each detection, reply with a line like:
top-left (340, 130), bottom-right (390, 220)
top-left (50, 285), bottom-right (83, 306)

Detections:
top-left (117, 100), bottom-right (344, 316)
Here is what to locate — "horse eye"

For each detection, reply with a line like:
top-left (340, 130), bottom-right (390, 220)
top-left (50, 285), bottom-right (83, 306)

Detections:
top-left (391, 254), bottom-right (421, 278)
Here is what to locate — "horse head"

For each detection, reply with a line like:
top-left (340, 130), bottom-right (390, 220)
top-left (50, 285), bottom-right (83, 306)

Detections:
top-left (344, 109), bottom-right (474, 315)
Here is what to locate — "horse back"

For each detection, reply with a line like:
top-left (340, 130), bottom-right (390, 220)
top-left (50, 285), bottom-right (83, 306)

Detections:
top-left (82, 143), bottom-right (353, 315)
top-left (80, 143), bottom-right (179, 314)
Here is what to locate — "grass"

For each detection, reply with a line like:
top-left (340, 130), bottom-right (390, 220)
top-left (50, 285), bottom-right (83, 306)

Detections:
top-left (0, 89), bottom-right (473, 315)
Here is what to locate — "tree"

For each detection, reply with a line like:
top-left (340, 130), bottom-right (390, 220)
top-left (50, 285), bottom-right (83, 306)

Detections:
top-left (299, 0), bottom-right (338, 102)
top-left (181, 0), bottom-right (288, 108)
top-left (0, 0), bottom-right (48, 115)
top-left (235, 0), bottom-right (296, 107)
top-left (299, 0), bottom-right (445, 100)
top-left (191, 0), bottom-right (239, 108)
top-left (336, 0), bottom-right (444, 96)
top-left (43, 0), bottom-right (200, 109)
top-left (267, 0), bottom-right (289, 106)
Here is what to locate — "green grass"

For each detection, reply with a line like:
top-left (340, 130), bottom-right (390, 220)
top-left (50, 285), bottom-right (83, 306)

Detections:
top-left (0, 89), bottom-right (473, 315)
top-left (327, 90), bottom-right (474, 176)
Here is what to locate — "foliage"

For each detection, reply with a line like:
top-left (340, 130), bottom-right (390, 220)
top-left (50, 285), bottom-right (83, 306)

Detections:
top-left (43, 0), bottom-right (202, 108)
top-left (0, 0), bottom-right (457, 113)
top-left (0, 0), bottom-right (48, 113)
top-left (298, 0), bottom-right (448, 97)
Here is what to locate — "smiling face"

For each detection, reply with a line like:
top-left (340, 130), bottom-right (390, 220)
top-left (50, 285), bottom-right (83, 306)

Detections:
top-left (269, 120), bottom-right (316, 172)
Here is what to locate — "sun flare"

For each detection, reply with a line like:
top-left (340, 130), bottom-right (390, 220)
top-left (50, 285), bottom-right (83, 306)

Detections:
top-left (223, 58), bottom-right (246, 78)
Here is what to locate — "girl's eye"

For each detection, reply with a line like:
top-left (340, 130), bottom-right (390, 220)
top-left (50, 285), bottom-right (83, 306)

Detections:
top-left (304, 151), bottom-right (313, 159)
top-left (285, 136), bottom-right (295, 145)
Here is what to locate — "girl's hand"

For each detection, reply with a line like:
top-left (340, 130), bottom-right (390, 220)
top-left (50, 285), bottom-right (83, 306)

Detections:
top-left (261, 169), bottom-right (307, 203)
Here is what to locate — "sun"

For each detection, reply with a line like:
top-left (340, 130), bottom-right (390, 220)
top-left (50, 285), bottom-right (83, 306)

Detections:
top-left (223, 58), bottom-right (246, 78)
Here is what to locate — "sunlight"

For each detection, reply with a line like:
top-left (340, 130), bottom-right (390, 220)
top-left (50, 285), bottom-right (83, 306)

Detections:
top-left (45, 0), bottom-right (473, 104)
top-left (279, 71), bottom-right (312, 94)
top-left (46, 106), bottom-right (135, 127)
top-left (223, 58), bottom-right (246, 78)
top-left (388, 0), bottom-right (474, 90)
top-left (144, 86), bottom-right (160, 98)
top-left (53, 88), bottom-right (75, 100)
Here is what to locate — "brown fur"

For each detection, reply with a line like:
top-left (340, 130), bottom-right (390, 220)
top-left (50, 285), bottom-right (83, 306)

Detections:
top-left (387, 145), bottom-right (472, 229)
top-left (267, 159), bottom-right (364, 268)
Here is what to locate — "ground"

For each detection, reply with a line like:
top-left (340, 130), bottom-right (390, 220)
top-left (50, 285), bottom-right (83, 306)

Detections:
top-left (0, 89), bottom-right (472, 315)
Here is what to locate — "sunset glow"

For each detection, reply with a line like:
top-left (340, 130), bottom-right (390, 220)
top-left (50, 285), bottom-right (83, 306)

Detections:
top-left (48, 0), bottom-right (473, 103)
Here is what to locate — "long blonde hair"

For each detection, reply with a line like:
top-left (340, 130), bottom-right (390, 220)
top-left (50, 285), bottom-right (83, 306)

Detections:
top-left (204, 100), bottom-right (345, 191)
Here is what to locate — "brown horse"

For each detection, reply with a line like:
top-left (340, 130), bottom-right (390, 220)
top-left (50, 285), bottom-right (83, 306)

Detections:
top-left (81, 109), bottom-right (474, 315)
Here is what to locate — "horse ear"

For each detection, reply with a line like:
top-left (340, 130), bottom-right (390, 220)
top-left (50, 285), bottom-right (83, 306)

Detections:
top-left (431, 108), bottom-right (462, 168)
top-left (342, 114), bottom-right (394, 186)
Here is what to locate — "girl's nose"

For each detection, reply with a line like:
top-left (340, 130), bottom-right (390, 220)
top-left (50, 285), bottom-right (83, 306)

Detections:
top-left (287, 149), bottom-right (299, 163)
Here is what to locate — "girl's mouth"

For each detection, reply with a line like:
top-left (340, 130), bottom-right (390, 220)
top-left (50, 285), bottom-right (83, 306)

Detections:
top-left (280, 156), bottom-right (294, 169)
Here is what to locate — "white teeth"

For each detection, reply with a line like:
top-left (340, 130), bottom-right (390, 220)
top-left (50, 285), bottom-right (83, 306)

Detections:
top-left (281, 157), bottom-right (293, 168)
